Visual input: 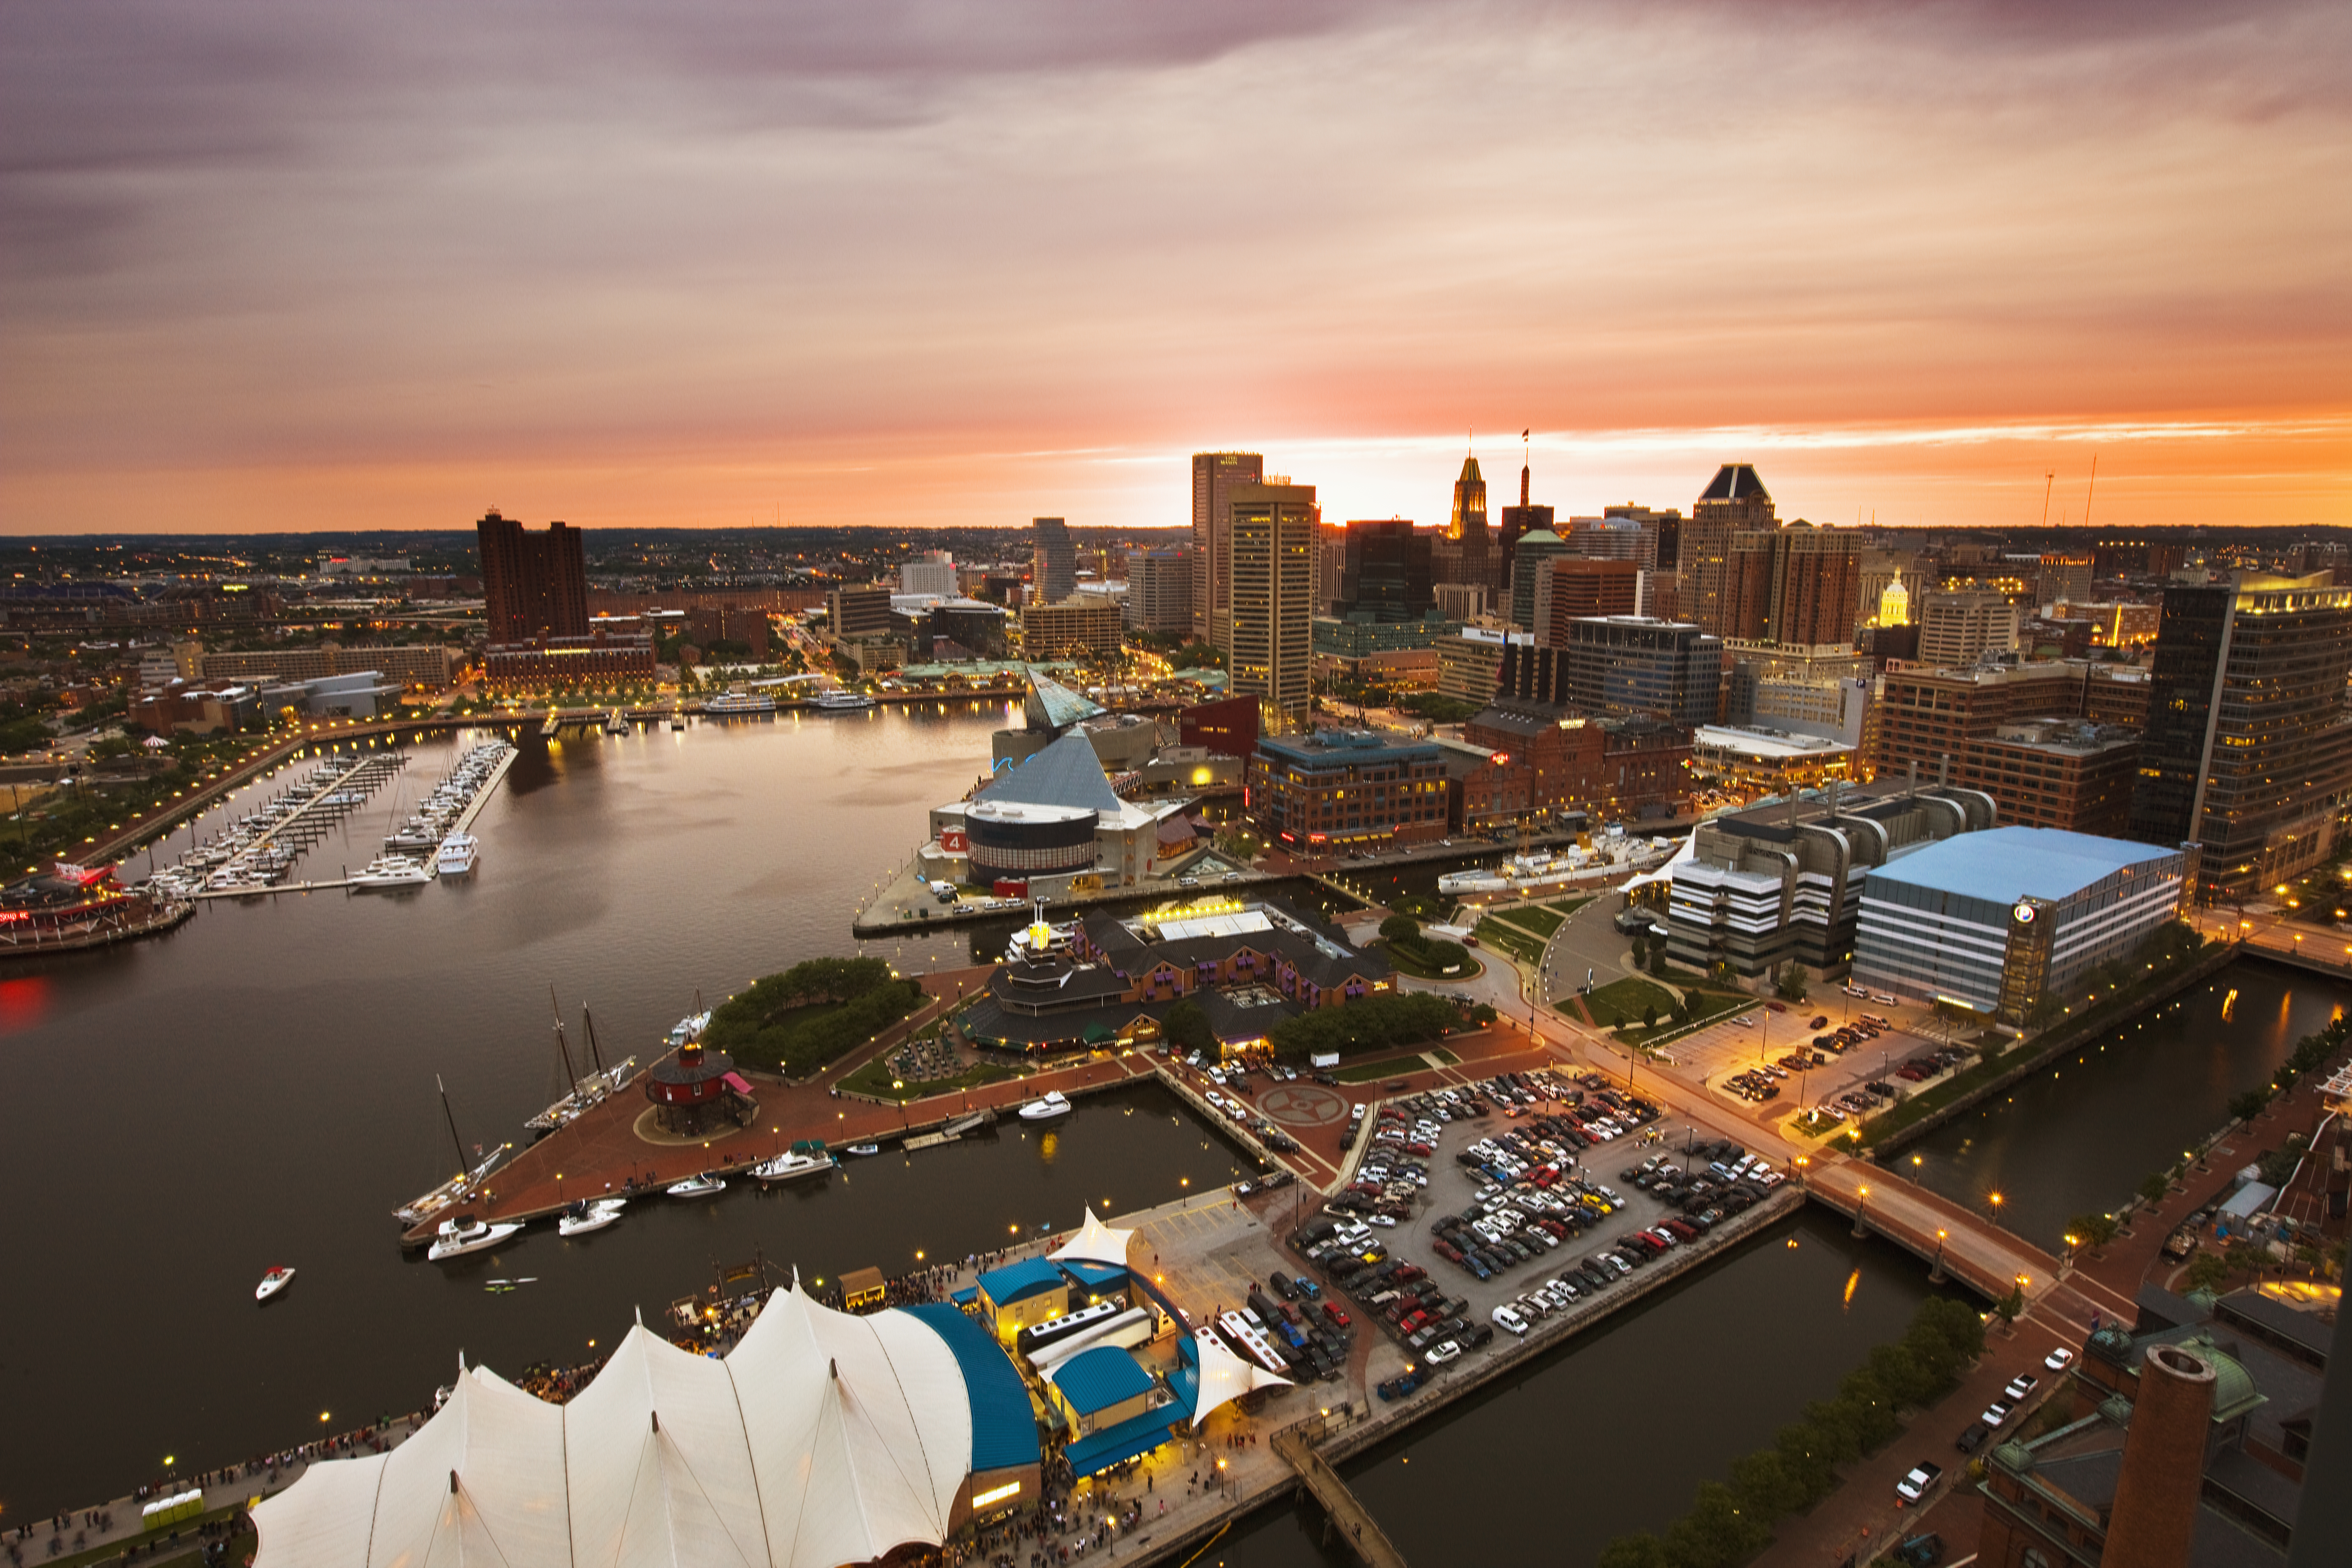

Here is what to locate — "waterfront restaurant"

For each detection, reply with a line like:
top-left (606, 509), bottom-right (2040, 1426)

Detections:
top-left (1851, 826), bottom-right (2191, 1022)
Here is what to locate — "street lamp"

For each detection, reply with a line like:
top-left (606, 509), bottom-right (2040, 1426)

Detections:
top-left (1929, 1227), bottom-right (1948, 1284)
top-left (1988, 1190), bottom-right (2006, 1225)
top-left (1853, 1183), bottom-right (1870, 1238)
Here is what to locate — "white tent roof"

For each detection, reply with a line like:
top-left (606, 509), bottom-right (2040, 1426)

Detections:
top-left (729, 1283), bottom-right (969, 1566)
top-left (248, 1449), bottom-right (387, 1568)
top-left (1048, 1207), bottom-right (1135, 1269)
top-left (1186, 1329), bottom-right (1291, 1430)
top-left (253, 1285), bottom-right (985, 1568)
top-left (371, 1363), bottom-right (569, 1568)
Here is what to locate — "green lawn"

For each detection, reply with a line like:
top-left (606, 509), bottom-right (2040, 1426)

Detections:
top-left (836, 1057), bottom-right (1022, 1102)
top-left (1585, 976), bottom-right (1682, 1027)
top-left (1492, 905), bottom-right (1564, 939)
top-left (1472, 918), bottom-right (1546, 965)
top-left (1543, 896), bottom-right (1595, 918)
top-left (1386, 944), bottom-right (1483, 981)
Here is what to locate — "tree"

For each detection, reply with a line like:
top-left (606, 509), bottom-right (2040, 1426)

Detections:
top-left (2182, 1251), bottom-right (2231, 1295)
top-left (1992, 1282), bottom-right (2025, 1326)
top-left (2227, 1087), bottom-right (2272, 1126)
top-left (2067, 1212), bottom-right (2120, 1251)
top-left (1774, 962), bottom-right (1808, 1002)
top-left (1630, 932), bottom-right (1648, 967)
top-left (1378, 913), bottom-right (1420, 946)
top-left (1645, 945), bottom-right (1668, 978)
top-left (1165, 998), bottom-right (1216, 1054)
top-left (1642, 1003), bottom-right (1659, 1030)
top-left (2139, 1171), bottom-right (2172, 1205)
top-left (1468, 1002), bottom-right (1497, 1025)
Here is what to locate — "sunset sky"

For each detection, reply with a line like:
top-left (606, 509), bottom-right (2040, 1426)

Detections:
top-left (4, 0), bottom-right (2347, 536)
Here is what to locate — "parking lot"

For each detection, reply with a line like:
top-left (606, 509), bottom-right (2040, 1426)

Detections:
top-left (1277, 1067), bottom-right (1796, 1395)
top-left (1664, 988), bottom-right (1981, 1131)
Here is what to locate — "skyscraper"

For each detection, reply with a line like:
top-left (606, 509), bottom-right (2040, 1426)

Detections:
top-left (1916, 590), bottom-right (2021, 666)
top-left (1681, 464), bottom-right (1775, 637)
top-left (2128, 571), bottom-right (2352, 895)
top-left (1228, 482), bottom-right (1318, 728)
top-left (1509, 530), bottom-right (1569, 634)
top-left (1724, 523), bottom-right (1863, 646)
top-left (1190, 451), bottom-right (1264, 647)
top-left (1431, 454), bottom-right (1495, 593)
top-left (1496, 451), bottom-right (1554, 594)
top-left (476, 510), bottom-right (588, 644)
top-left (1031, 517), bottom-right (1075, 606)
top-left (1125, 546), bottom-right (1192, 634)
top-left (1335, 520), bottom-right (1434, 622)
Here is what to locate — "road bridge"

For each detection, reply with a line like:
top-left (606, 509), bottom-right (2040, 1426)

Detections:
top-left (1272, 1417), bottom-right (1408, 1568)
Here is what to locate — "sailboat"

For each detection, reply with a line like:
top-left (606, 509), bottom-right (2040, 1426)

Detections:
top-left (394, 1077), bottom-right (511, 1227)
top-left (525, 993), bottom-right (637, 1136)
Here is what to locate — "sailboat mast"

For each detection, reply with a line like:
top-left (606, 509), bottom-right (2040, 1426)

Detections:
top-left (437, 1074), bottom-right (467, 1173)
top-left (583, 1005), bottom-right (607, 1075)
top-left (549, 986), bottom-right (578, 1085)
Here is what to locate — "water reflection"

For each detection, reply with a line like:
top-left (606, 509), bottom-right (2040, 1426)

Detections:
top-left (1904, 959), bottom-right (2350, 1248)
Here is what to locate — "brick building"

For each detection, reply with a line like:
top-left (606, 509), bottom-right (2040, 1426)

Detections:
top-left (1021, 601), bottom-right (1125, 660)
top-left (199, 644), bottom-right (461, 690)
top-left (476, 511), bottom-right (588, 643)
top-left (1461, 702), bottom-right (1692, 821)
top-left (1877, 658), bottom-right (2151, 833)
top-left (1247, 728), bottom-right (1450, 852)
top-left (1541, 558), bottom-right (1641, 645)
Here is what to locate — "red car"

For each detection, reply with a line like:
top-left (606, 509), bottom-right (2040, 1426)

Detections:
top-left (1321, 1301), bottom-right (1352, 1329)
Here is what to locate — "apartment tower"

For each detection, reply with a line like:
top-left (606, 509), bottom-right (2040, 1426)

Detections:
top-left (1228, 483), bottom-right (1318, 729)
top-left (476, 510), bottom-right (589, 644)
top-left (1190, 451), bottom-right (1264, 647)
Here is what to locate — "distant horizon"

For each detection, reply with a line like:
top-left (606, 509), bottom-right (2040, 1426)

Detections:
top-left (6, 3), bottom-right (2346, 535)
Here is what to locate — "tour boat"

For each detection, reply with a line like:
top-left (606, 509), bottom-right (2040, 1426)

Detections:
top-left (814, 689), bottom-right (877, 712)
top-left (603, 711), bottom-right (630, 734)
top-left (665, 1174), bottom-right (727, 1197)
top-left (557, 1198), bottom-right (626, 1237)
top-left (843, 1143), bottom-right (880, 1158)
top-left (427, 1215), bottom-right (524, 1261)
top-left (351, 854), bottom-right (431, 890)
top-left (701, 691), bottom-right (777, 716)
top-left (436, 833), bottom-right (478, 877)
top-left (1017, 1090), bottom-right (1072, 1122)
top-left (751, 1147), bottom-right (836, 1183)
top-left (254, 1266), bottom-right (297, 1303)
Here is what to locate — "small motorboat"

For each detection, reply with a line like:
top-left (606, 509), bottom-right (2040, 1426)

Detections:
top-left (1017, 1091), bottom-right (1072, 1122)
top-left (752, 1148), bottom-right (836, 1183)
top-left (843, 1143), bottom-right (881, 1158)
top-left (255, 1266), bottom-right (297, 1303)
top-left (665, 1174), bottom-right (727, 1198)
top-left (427, 1215), bottom-right (524, 1261)
top-left (558, 1198), bottom-right (626, 1237)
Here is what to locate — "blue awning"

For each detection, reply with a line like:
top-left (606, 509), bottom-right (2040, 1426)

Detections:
top-left (1063, 1407), bottom-right (1178, 1478)
top-left (951, 1284), bottom-right (979, 1306)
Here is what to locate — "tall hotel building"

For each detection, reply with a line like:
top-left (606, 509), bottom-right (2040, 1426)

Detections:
top-left (1228, 482), bottom-right (1318, 729)
top-left (1190, 451), bottom-right (1264, 648)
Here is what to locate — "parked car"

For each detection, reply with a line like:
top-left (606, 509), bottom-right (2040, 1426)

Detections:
top-left (2004, 1372), bottom-right (2039, 1402)
top-left (1954, 1421), bottom-right (1990, 1454)
top-left (2044, 1347), bottom-right (2077, 1373)
top-left (1894, 1461), bottom-right (1942, 1505)
top-left (1980, 1399), bottom-right (2014, 1429)
top-left (1492, 1304), bottom-right (1529, 1336)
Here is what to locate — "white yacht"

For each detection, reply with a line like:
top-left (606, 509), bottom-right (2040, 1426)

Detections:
top-left (665, 1174), bottom-right (727, 1198)
top-left (351, 854), bottom-right (431, 889)
top-left (436, 832), bottom-right (478, 877)
top-left (1017, 1090), bottom-right (1072, 1122)
top-left (557, 1198), bottom-right (626, 1237)
top-left (254, 1266), bottom-right (297, 1303)
top-left (814, 689), bottom-right (876, 712)
top-left (427, 1215), bottom-right (523, 1261)
top-left (751, 1148), bottom-right (836, 1183)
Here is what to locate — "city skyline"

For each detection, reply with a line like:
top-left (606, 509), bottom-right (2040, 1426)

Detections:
top-left (4, 0), bottom-right (2348, 536)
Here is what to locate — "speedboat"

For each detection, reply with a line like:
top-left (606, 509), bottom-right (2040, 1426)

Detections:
top-left (843, 1143), bottom-right (880, 1158)
top-left (1018, 1091), bottom-right (1072, 1122)
top-left (255, 1266), bottom-right (297, 1303)
top-left (752, 1148), bottom-right (835, 1183)
top-left (665, 1174), bottom-right (727, 1197)
top-left (427, 1215), bottom-right (523, 1261)
top-left (351, 854), bottom-right (431, 890)
top-left (558, 1198), bottom-right (626, 1237)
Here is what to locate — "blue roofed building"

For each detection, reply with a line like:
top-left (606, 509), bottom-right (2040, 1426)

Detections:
top-left (1852, 825), bottom-right (2191, 1022)
top-left (975, 1256), bottom-right (1074, 1341)
top-left (1048, 1346), bottom-right (1178, 1479)
top-left (898, 1302), bottom-right (1045, 1521)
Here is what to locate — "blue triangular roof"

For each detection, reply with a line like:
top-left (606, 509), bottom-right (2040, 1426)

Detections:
top-left (982, 732), bottom-right (1124, 815)
top-left (1025, 667), bottom-right (1106, 732)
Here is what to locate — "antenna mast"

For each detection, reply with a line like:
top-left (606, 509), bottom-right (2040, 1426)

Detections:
top-left (2081, 454), bottom-right (2098, 530)
top-left (2040, 472), bottom-right (2055, 529)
